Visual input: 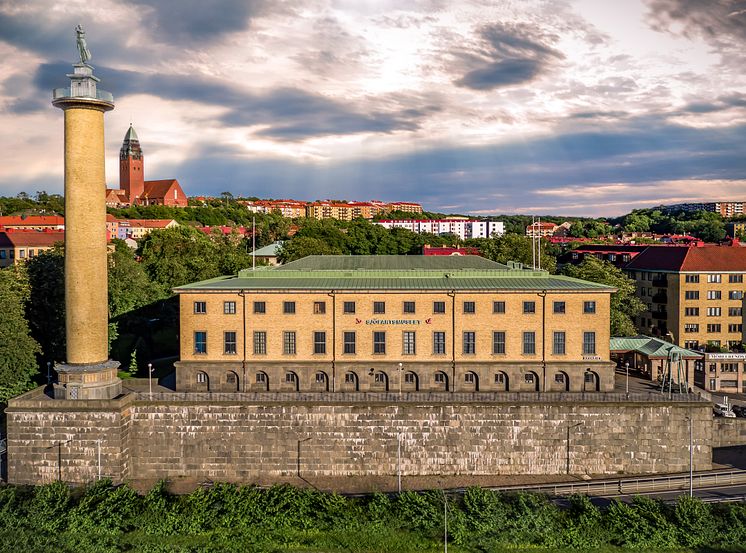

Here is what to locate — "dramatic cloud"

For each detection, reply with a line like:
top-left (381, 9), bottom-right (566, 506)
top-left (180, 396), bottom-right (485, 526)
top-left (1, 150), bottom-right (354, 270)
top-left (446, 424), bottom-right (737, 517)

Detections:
top-left (454, 22), bottom-right (564, 90)
top-left (0, 0), bottom-right (744, 215)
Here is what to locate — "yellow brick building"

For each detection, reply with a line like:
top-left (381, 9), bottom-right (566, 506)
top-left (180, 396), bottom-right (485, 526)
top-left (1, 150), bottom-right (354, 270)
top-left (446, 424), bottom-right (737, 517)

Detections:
top-left (175, 256), bottom-right (615, 394)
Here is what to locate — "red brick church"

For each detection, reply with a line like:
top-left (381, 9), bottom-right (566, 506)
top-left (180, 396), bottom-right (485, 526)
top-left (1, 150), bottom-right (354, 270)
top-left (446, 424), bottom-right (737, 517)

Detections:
top-left (105, 125), bottom-right (188, 207)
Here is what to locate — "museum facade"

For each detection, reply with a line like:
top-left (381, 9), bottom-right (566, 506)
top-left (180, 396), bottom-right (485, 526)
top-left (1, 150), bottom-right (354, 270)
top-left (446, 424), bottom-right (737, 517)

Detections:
top-left (175, 255), bottom-right (616, 393)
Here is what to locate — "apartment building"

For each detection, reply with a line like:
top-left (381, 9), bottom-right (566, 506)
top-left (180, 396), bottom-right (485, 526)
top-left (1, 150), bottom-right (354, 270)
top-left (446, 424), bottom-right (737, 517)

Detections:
top-left (624, 245), bottom-right (746, 351)
top-left (374, 219), bottom-right (504, 241)
top-left (174, 255), bottom-right (615, 394)
top-left (696, 352), bottom-right (746, 394)
top-left (0, 230), bottom-right (64, 267)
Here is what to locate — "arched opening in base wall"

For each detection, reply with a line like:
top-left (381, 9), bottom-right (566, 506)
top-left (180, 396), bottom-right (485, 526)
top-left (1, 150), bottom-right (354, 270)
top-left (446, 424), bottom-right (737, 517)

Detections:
top-left (371, 370), bottom-right (389, 392)
top-left (494, 371), bottom-right (509, 391)
top-left (342, 371), bottom-right (359, 391)
top-left (226, 370), bottom-right (239, 392)
top-left (313, 370), bottom-right (330, 392)
top-left (433, 370), bottom-right (449, 392)
top-left (553, 371), bottom-right (570, 392)
top-left (523, 371), bottom-right (539, 392)
top-left (463, 371), bottom-right (479, 392)
top-left (403, 371), bottom-right (419, 392)
top-left (584, 369), bottom-right (600, 392)
top-left (195, 371), bottom-right (210, 392)
top-left (284, 371), bottom-right (299, 392)
top-left (254, 371), bottom-right (269, 391)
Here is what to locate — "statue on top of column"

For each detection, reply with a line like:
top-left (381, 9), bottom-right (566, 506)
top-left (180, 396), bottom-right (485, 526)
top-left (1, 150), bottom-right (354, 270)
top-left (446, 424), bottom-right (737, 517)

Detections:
top-left (75, 24), bottom-right (92, 64)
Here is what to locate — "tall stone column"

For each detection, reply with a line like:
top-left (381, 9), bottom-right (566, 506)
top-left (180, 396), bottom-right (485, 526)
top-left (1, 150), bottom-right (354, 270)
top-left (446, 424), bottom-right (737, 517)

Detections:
top-left (51, 60), bottom-right (121, 400)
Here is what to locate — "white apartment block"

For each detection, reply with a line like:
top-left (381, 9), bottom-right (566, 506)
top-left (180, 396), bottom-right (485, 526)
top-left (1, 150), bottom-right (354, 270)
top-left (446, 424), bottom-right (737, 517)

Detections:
top-left (374, 219), bottom-right (505, 241)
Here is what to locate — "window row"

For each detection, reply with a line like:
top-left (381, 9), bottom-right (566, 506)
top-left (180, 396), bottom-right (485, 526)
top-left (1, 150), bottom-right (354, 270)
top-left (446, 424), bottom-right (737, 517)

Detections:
top-left (684, 324), bottom-right (743, 334)
top-left (192, 330), bottom-right (597, 356)
top-left (683, 290), bottom-right (745, 300)
top-left (686, 274), bottom-right (744, 283)
top-left (193, 299), bottom-right (599, 316)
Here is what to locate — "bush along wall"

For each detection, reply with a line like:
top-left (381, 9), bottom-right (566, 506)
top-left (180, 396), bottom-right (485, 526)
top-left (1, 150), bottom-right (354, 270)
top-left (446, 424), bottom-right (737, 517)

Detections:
top-left (1, 481), bottom-right (746, 552)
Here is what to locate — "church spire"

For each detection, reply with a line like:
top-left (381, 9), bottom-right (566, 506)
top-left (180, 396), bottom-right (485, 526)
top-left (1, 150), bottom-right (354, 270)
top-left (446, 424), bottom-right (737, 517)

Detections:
top-left (120, 124), bottom-right (142, 160)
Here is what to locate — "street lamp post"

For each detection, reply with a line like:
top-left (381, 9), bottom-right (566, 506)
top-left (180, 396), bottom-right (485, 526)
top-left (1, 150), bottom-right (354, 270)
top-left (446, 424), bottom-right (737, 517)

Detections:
top-left (685, 416), bottom-right (693, 497)
top-left (46, 361), bottom-right (52, 385)
top-left (398, 362), bottom-right (403, 397)
top-left (148, 363), bottom-right (154, 399)
top-left (97, 439), bottom-right (101, 481)
top-left (397, 432), bottom-right (402, 493)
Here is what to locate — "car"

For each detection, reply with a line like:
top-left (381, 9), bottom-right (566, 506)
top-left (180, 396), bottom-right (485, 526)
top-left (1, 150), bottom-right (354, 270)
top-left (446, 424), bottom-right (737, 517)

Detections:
top-left (714, 403), bottom-right (736, 418)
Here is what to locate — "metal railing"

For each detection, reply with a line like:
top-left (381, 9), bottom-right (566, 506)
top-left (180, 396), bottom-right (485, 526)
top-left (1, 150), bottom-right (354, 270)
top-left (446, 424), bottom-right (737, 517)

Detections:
top-left (133, 390), bottom-right (706, 403)
top-left (52, 87), bottom-right (113, 102)
top-left (488, 469), bottom-right (746, 497)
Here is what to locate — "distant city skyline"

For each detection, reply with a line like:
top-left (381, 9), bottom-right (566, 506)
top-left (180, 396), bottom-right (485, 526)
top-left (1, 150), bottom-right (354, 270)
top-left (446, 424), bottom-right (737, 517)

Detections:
top-left (1, 0), bottom-right (745, 216)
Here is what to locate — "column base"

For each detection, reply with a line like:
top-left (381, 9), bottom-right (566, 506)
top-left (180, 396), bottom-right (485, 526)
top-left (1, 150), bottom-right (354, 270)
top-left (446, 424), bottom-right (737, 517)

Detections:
top-left (53, 359), bottom-right (122, 400)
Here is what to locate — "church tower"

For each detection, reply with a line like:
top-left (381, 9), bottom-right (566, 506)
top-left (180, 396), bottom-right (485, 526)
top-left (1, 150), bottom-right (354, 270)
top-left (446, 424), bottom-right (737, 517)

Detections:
top-left (119, 124), bottom-right (144, 204)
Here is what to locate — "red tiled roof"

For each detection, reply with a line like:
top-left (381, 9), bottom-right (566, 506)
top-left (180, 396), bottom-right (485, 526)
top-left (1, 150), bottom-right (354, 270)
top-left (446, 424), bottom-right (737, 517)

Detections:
top-left (0, 215), bottom-right (64, 226)
top-left (143, 179), bottom-right (182, 199)
top-left (0, 230), bottom-right (64, 247)
top-left (126, 219), bottom-right (176, 228)
top-left (626, 245), bottom-right (746, 271)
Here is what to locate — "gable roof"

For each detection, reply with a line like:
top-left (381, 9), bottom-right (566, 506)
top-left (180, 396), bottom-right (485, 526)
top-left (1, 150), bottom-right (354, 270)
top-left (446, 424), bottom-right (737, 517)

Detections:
top-left (143, 179), bottom-right (183, 199)
top-left (625, 245), bottom-right (746, 272)
top-left (0, 215), bottom-right (64, 227)
top-left (0, 230), bottom-right (64, 247)
top-left (610, 335), bottom-right (702, 359)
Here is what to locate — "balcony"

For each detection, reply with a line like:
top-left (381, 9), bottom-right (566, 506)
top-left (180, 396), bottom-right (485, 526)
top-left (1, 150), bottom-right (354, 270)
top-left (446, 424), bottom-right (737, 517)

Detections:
top-left (652, 311), bottom-right (668, 320)
top-left (53, 87), bottom-right (114, 103)
top-left (652, 278), bottom-right (668, 287)
top-left (651, 292), bottom-right (668, 304)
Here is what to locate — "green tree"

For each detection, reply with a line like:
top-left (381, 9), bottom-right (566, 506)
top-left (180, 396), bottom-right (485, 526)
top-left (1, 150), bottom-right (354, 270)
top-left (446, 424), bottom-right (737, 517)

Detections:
top-left (26, 245), bottom-right (66, 362)
top-left (469, 234), bottom-right (557, 273)
top-left (108, 239), bottom-right (165, 318)
top-left (277, 236), bottom-right (343, 263)
top-left (563, 256), bottom-right (645, 336)
top-left (0, 265), bottom-right (41, 402)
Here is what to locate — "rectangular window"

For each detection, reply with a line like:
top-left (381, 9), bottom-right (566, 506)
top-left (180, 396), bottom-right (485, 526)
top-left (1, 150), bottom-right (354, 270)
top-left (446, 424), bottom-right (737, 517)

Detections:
top-left (707, 290), bottom-right (722, 300)
top-left (553, 301), bottom-right (566, 314)
top-left (18, 249), bottom-right (25, 259)
top-left (433, 301), bottom-right (446, 314)
top-left (313, 301), bottom-right (326, 314)
top-left (283, 301), bottom-right (296, 314)
top-left (729, 307), bottom-right (743, 317)
top-left (373, 301), bottom-right (386, 314)
top-left (729, 274), bottom-right (743, 283)
top-left (685, 291), bottom-right (700, 300)
top-left (253, 331), bottom-right (266, 354)
top-left (253, 301), bottom-right (266, 314)
top-left (729, 291), bottom-right (744, 300)
top-left (223, 301), bottom-right (236, 314)
top-left (343, 301), bottom-right (356, 314)
top-left (707, 324), bottom-right (722, 333)
top-left (583, 332), bottom-right (596, 355)
top-left (194, 331), bottom-right (207, 354)
top-left (343, 332), bottom-right (356, 354)
top-left (684, 340), bottom-right (699, 350)
top-left (0, 250), bottom-right (5, 259)
top-left (463, 331), bottom-right (476, 354)
top-left (493, 301), bottom-right (505, 314)
top-left (463, 301), bottom-right (476, 314)
top-left (373, 331), bottom-right (386, 354)
top-left (553, 331), bottom-right (566, 355)
top-left (523, 331), bottom-right (536, 355)
top-left (283, 331), bottom-right (296, 354)
top-left (708, 274), bottom-right (722, 283)
top-left (685, 275), bottom-right (700, 283)
top-left (403, 331), bottom-right (416, 355)
top-left (684, 323), bottom-right (699, 333)
top-left (583, 301), bottom-right (596, 314)
top-left (523, 301), bottom-right (536, 314)
top-left (433, 331), bottom-right (446, 354)
top-left (493, 331), bottom-right (505, 354)
top-left (707, 307), bottom-right (722, 316)
top-left (403, 301), bottom-right (416, 314)
top-left (685, 307), bottom-right (700, 316)
top-left (313, 331), bottom-right (326, 354)
top-left (224, 331), bottom-right (237, 355)
top-left (193, 301), bottom-right (206, 314)
top-left (728, 324), bottom-right (743, 333)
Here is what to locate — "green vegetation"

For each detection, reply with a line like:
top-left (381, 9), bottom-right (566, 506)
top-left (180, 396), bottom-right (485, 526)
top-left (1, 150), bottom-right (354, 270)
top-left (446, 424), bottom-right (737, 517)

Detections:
top-left (0, 482), bottom-right (744, 552)
top-left (613, 208), bottom-right (726, 242)
top-left (563, 257), bottom-right (645, 336)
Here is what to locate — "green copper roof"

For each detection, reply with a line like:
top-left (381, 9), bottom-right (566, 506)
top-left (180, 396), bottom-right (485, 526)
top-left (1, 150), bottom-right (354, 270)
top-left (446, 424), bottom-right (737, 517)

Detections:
top-left (124, 124), bottom-right (139, 142)
top-left (175, 255), bottom-right (616, 293)
top-left (251, 241), bottom-right (284, 257)
top-left (610, 335), bottom-right (702, 359)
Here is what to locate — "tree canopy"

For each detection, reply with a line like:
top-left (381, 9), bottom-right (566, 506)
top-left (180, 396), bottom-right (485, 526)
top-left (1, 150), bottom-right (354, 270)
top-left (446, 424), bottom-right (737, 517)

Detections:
top-left (563, 257), bottom-right (645, 336)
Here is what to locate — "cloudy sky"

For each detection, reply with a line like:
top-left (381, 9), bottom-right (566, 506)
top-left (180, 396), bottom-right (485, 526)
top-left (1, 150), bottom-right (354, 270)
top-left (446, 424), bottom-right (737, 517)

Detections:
top-left (1, 0), bottom-right (745, 216)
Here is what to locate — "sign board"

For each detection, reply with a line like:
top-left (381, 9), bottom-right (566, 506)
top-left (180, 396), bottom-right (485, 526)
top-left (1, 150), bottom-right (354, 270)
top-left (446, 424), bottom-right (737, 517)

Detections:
top-left (706, 353), bottom-right (746, 361)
